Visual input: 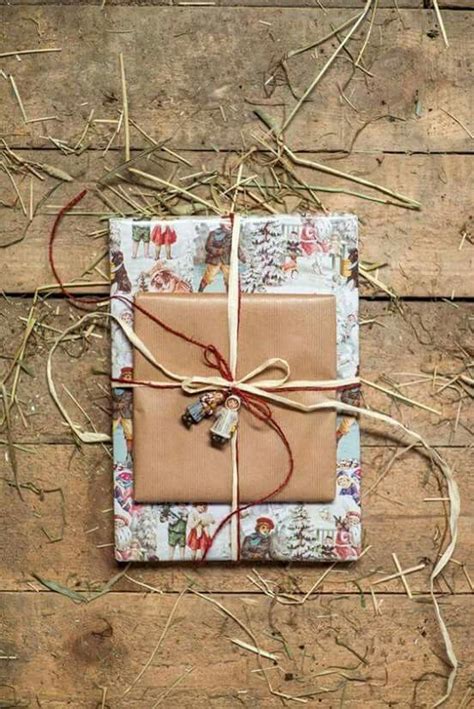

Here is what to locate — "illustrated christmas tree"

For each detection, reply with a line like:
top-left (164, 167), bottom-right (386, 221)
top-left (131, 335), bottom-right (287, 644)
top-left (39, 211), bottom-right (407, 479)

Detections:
top-left (284, 504), bottom-right (319, 560)
top-left (241, 221), bottom-right (287, 293)
top-left (136, 272), bottom-right (149, 292)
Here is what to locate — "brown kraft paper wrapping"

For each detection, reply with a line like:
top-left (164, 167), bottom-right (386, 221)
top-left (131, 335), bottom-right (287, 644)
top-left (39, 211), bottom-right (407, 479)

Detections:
top-left (133, 292), bottom-right (337, 504)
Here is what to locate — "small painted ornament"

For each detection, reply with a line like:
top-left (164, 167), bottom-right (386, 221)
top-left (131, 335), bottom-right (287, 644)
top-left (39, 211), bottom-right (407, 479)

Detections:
top-left (182, 391), bottom-right (226, 428)
top-left (210, 395), bottom-right (241, 446)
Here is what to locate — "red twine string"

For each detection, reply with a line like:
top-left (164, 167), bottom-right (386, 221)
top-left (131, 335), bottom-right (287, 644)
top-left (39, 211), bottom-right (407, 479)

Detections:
top-left (49, 192), bottom-right (347, 563)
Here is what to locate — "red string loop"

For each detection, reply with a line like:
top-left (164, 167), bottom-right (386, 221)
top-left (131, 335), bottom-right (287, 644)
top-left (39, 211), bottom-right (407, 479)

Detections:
top-left (203, 345), bottom-right (233, 382)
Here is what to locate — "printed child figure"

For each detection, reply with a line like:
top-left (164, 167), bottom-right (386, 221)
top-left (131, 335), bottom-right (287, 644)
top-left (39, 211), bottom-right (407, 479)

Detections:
top-left (151, 223), bottom-right (178, 260)
top-left (114, 467), bottom-right (133, 514)
top-left (346, 510), bottom-right (361, 554)
top-left (300, 218), bottom-right (330, 274)
top-left (334, 512), bottom-right (360, 560)
top-left (334, 515), bottom-right (352, 560)
top-left (160, 504), bottom-right (189, 561)
top-left (112, 366), bottom-right (134, 467)
top-left (187, 504), bottom-right (215, 561)
top-left (336, 468), bottom-right (360, 505)
top-left (198, 223), bottom-right (245, 292)
top-left (132, 224), bottom-right (151, 259)
top-left (241, 517), bottom-right (275, 561)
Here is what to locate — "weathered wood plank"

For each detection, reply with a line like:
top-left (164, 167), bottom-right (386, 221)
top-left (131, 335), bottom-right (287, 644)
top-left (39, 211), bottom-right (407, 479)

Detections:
top-left (1, 298), bottom-right (472, 445)
top-left (5, 0), bottom-right (472, 8)
top-left (0, 592), bottom-right (472, 706)
top-left (1, 150), bottom-right (473, 296)
top-left (0, 8), bottom-right (472, 153)
top-left (0, 440), bottom-right (472, 592)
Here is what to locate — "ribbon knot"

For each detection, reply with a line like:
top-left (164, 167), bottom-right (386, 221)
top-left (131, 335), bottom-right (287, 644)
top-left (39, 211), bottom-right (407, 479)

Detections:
top-left (180, 356), bottom-right (293, 399)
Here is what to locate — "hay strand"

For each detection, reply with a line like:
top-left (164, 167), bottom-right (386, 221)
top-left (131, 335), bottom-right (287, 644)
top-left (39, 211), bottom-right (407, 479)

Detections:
top-left (119, 53), bottom-right (131, 162)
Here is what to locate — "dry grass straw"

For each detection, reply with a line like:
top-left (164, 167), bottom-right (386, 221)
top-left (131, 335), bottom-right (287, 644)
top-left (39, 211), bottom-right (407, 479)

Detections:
top-left (360, 377), bottom-right (442, 416)
top-left (432, 0), bottom-right (449, 48)
top-left (119, 53), bottom-right (130, 162)
top-left (188, 588), bottom-right (307, 703)
top-left (0, 48), bottom-right (61, 59)
top-left (247, 564), bottom-right (336, 606)
top-left (121, 587), bottom-right (189, 698)
top-left (9, 75), bottom-right (28, 122)
top-left (281, 0), bottom-right (374, 132)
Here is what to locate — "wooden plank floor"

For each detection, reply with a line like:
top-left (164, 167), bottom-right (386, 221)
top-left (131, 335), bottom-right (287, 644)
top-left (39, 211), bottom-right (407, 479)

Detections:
top-left (0, 2), bottom-right (473, 707)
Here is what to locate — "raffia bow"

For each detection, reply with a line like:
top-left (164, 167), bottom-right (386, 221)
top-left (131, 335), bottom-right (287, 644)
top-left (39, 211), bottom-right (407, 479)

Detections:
top-left (115, 315), bottom-right (359, 410)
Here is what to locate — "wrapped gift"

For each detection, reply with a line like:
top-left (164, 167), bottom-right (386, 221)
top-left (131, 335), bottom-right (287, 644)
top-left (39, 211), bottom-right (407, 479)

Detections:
top-left (110, 214), bottom-right (361, 563)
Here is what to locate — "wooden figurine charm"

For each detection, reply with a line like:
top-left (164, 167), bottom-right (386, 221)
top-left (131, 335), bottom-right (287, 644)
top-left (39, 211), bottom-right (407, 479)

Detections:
top-left (210, 395), bottom-right (241, 446)
top-left (182, 391), bottom-right (226, 428)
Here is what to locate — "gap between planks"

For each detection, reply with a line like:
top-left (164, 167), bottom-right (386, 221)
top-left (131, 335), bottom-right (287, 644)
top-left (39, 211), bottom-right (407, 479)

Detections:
top-left (3, 293), bottom-right (474, 304)
top-left (1, 146), bottom-right (473, 157)
top-left (1, 2), bottom-right (471, 8)
top-left (0, 588), bottom-right (472, 596)
top-left (3, 439), bottom-right (471, 449)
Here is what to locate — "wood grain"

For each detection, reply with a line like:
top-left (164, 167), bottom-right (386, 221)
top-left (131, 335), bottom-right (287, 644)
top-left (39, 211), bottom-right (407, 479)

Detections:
top-left (0, 3), bottom-right (472, 705)
top-left (1, 298), bottom-right (472, 445)
top-left (1, 439), bottom-right (472, 593)
top-left (0, 592), bottom-right (473, 707)
top-left (0, 8), bottom-right (472, 153)
top-left (1, 150), bottom-right (473, 296)
top-left (4, 0), bottom-right (473, 7)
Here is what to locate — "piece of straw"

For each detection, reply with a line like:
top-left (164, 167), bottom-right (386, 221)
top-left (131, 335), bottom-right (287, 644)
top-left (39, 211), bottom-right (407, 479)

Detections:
top-left (119, 53), bottom-right (130, 162)
top-left (0, 48), bottom-right (61, 59)
top-left (432, 0), bottom-right (449, 48)
top-left (9, 75), bottom-right (28, 122)
top-left (121, 588), bottom-right (188, 697)
top-left (392, 553), bottom-right (413, 599)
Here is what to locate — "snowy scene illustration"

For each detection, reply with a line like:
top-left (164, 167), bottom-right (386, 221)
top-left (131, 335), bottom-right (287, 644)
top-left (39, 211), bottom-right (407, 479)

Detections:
top-left (110, 214), bottom-right (361, 563)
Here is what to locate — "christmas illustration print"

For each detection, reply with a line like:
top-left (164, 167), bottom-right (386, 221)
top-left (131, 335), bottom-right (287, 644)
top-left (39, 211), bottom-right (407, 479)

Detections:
top-left (241, 516), bottom-right (276, 560)
top-left (240, 215), bottom-right (358, 295)
top-left (114, 501), bottom-right (230, 562)
top-left (239, 474), bottom-right (361, 563)
top-left (110, 214), bottom-right (360, 563)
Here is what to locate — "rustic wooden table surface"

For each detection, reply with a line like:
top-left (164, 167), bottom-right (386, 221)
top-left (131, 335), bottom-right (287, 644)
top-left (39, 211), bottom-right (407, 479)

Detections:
top-left (0, 1), bottom-right (473, 707)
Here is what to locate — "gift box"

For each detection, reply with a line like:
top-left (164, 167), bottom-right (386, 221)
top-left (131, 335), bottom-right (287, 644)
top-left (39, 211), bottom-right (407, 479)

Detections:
top-left (110, 214), bottom-right (361, 562)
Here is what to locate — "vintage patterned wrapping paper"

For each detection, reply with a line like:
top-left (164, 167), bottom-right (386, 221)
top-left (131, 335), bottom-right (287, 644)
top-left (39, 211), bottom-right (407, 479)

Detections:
top-left (111, 214), bottom-right (361, 563)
